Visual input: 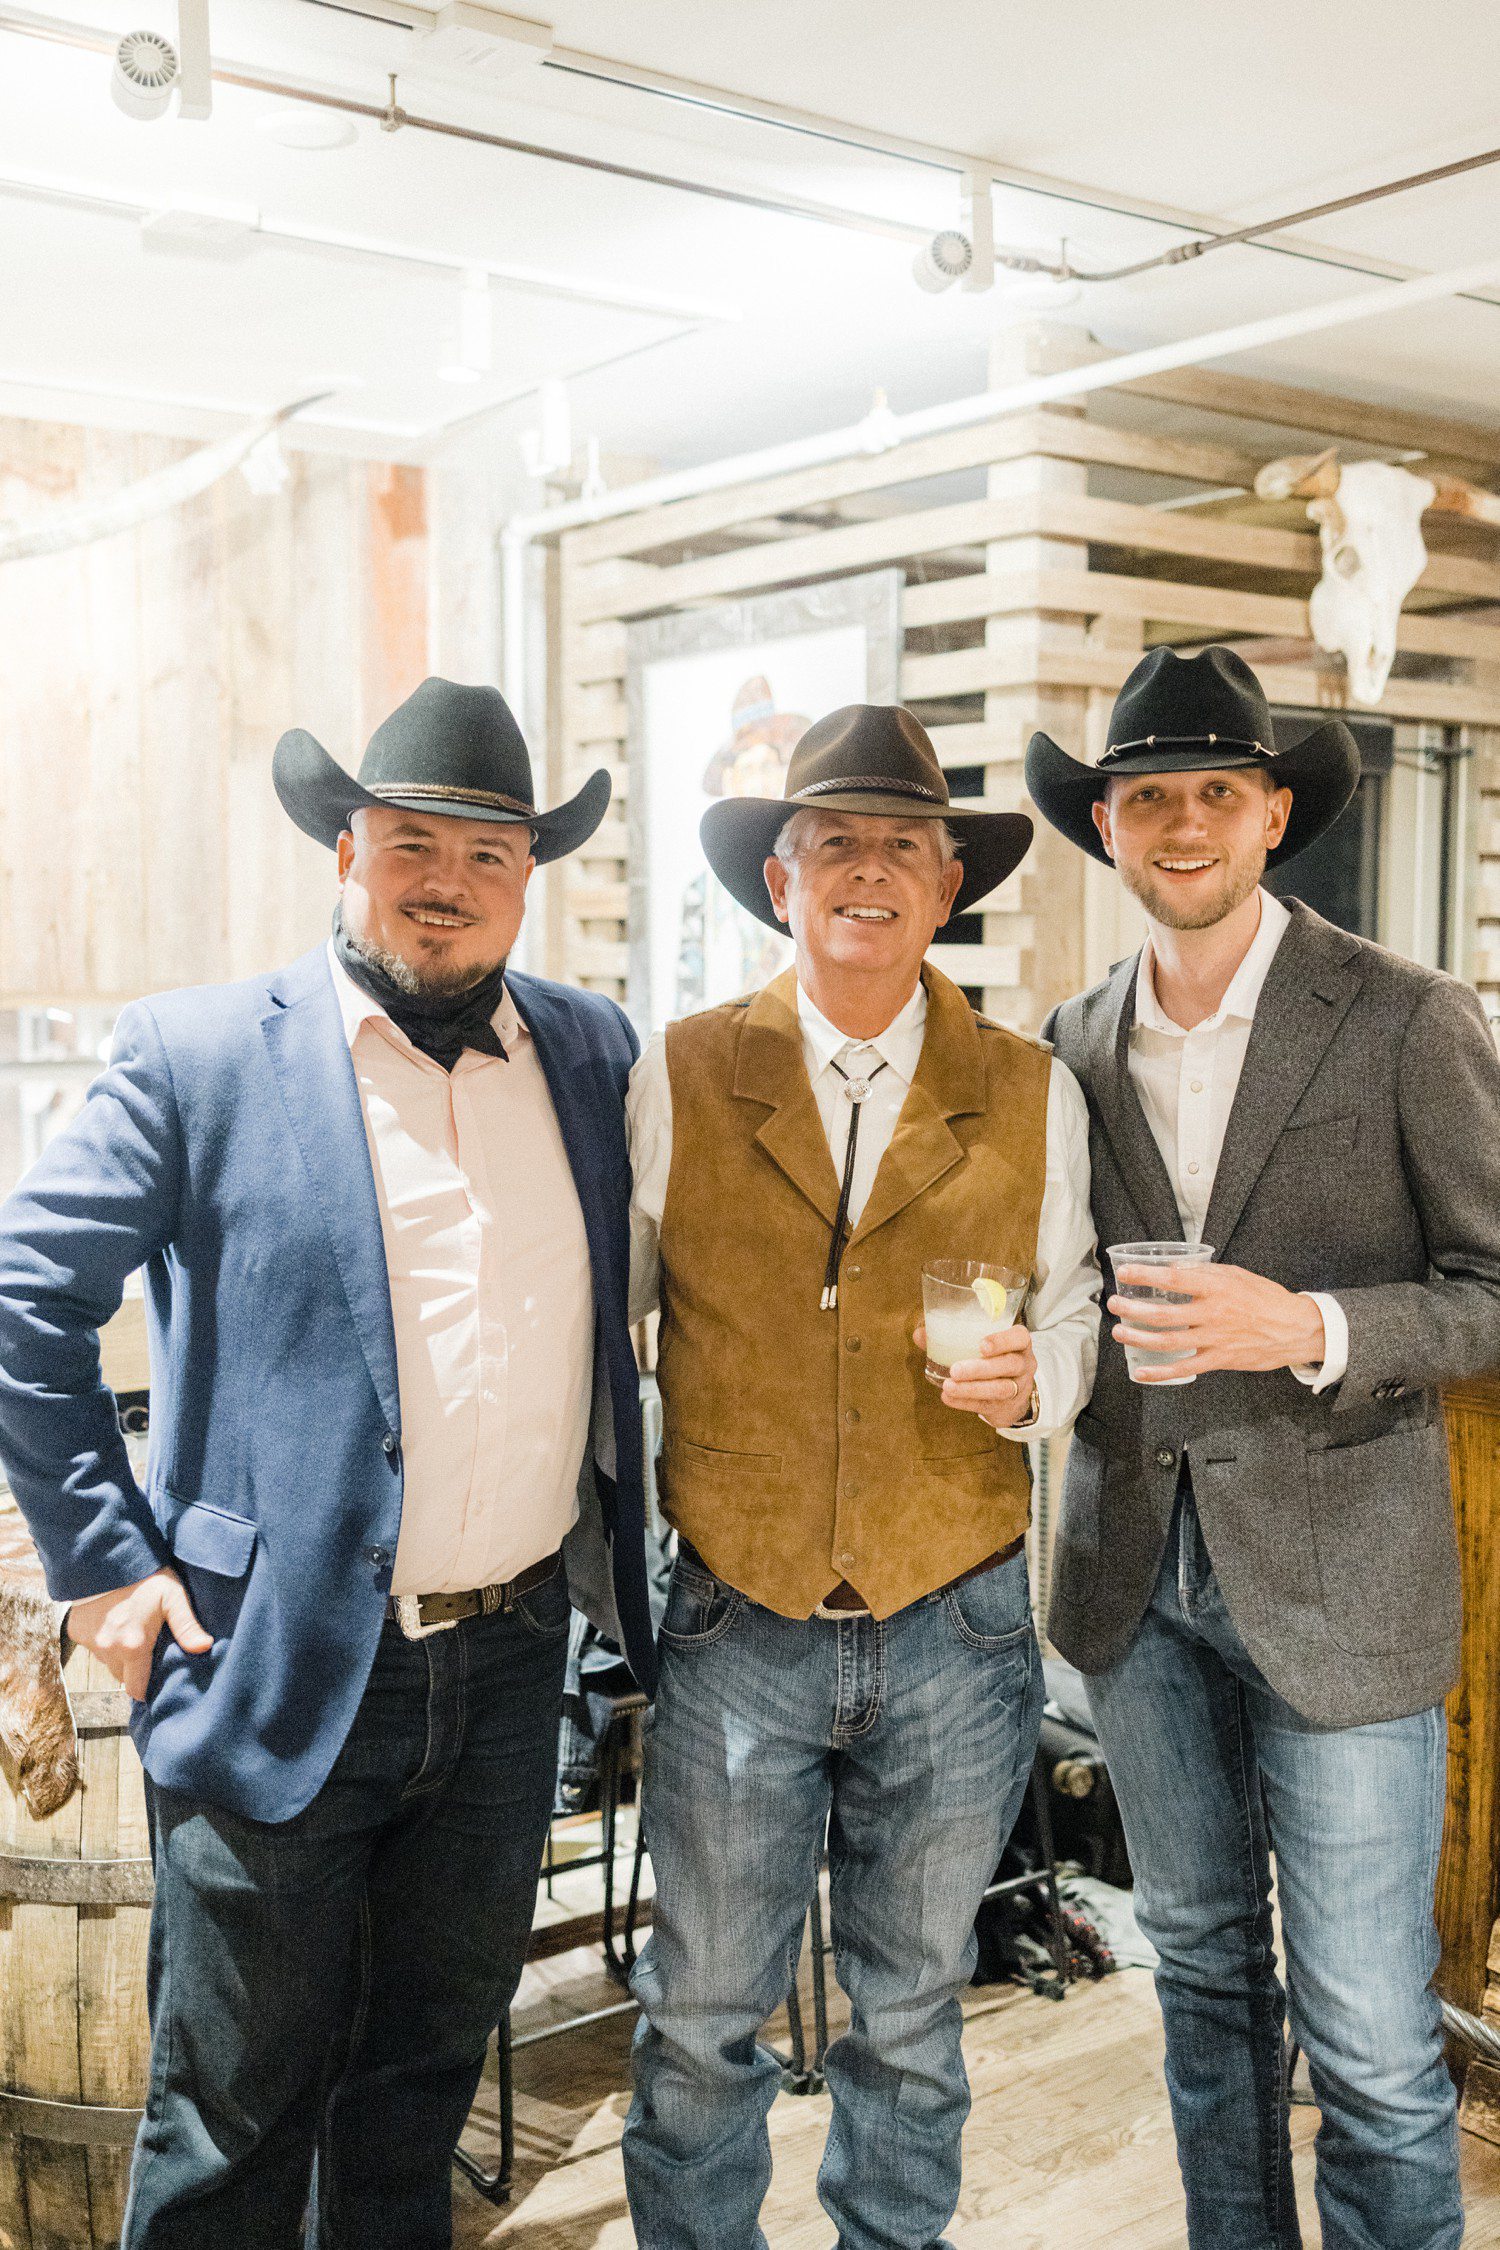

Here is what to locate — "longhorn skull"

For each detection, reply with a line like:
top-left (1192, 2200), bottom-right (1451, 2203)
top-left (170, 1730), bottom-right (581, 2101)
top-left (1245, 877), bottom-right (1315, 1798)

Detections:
top-left (1253, 448), bottom-right (1500, 705)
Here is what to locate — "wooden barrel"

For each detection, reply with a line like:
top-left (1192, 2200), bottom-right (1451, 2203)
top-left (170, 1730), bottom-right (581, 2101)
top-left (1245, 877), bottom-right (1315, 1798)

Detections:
top-left (0, 1500), bottom-right (152, 2249)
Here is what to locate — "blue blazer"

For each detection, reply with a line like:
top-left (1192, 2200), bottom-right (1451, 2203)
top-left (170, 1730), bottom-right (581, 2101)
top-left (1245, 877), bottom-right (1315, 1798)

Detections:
top-left (0, 946), bottom-right (657, 1821)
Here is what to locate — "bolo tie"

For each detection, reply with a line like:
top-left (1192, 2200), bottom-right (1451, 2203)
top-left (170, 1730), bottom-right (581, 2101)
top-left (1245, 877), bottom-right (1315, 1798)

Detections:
top-left (820, 1050), bottom-right (890, 1311)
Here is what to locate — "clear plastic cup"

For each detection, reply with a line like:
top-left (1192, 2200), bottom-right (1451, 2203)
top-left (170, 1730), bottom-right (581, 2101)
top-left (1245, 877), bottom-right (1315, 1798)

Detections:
top-left (921, 1260), bottom-right (1028, 1387)
top-left (1108, 1241), bottom-right (1216, 1386)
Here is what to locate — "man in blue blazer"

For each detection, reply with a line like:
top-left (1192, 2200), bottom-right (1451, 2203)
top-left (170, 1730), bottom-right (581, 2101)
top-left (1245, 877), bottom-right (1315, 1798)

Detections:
top-left (0, 679), bottom-right (656, 2249)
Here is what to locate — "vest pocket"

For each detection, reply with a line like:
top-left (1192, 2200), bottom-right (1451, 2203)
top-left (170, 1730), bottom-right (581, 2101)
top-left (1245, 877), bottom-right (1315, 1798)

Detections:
top-left (669, 1438), bottom-right (783, 1478)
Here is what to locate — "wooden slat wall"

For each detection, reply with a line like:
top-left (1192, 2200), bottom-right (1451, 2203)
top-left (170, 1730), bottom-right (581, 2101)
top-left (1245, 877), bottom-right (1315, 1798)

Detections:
top-left (0, 420), bottom-right (431, 1004)
top-left (551, 361), bottom-right (1500, 1029)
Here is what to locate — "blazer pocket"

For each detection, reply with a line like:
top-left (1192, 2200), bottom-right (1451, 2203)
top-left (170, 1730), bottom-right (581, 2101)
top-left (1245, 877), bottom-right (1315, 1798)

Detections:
top-left (1308, 1423), bottom-right (1458, 1656)
top-left (163, 1496), bottom-right (257, 1579)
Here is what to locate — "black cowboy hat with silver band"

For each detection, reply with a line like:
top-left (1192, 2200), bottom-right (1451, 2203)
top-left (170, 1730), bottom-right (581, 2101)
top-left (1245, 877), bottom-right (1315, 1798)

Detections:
top-left (700, 702), bottom-right (1034, 932)
top-left (1024, 645), bottom-right (1361, 868)
top-left (273, 675), bottom-right (609, 864)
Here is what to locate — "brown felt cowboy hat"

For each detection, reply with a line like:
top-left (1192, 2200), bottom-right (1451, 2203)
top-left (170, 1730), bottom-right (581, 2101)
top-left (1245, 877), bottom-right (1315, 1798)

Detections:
top-left (1024, 645), bottom-right (1360, 867)
top-left (700, 703), bottom-right (1034, 932)
top-left (273, 676), bottom-right (610, 864)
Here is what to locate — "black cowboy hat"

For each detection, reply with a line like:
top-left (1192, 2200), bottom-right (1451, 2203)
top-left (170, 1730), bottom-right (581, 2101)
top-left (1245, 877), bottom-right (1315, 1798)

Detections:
top-left (1024, 645), bottom-right (1361, 867)
top-left (273, 676), bottom-right (609, 863)
top-left (700, 703), bottom-right (1034, 932)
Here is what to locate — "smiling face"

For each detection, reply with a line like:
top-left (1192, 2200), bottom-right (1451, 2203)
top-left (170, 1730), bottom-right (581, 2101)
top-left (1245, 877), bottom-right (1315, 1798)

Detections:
top-left (762, 809), bottom-right (964, 1004)
top-left (336, 804), bottom-right (535, 994)
top-left (1092, 767), bottom-right (1291, 931)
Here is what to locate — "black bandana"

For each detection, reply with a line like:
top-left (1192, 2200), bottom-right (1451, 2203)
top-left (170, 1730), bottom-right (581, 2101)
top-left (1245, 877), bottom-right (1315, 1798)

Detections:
top-left (332, 906), bottom-right (509, 1073)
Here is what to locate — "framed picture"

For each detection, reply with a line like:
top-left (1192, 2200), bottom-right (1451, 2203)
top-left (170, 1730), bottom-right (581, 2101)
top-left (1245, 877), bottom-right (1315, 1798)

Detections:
top-left (625, 570), bottom-right (902, 1030)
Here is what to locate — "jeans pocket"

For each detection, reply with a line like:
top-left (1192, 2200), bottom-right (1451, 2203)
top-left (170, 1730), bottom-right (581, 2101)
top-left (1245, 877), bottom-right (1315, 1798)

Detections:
top-left (659, 1558), bottom-right (745, 1648)
top-left (943, 1550), bottom-right (1035, 1652)
top-left (514, 1562), bottom-right (572, 1640)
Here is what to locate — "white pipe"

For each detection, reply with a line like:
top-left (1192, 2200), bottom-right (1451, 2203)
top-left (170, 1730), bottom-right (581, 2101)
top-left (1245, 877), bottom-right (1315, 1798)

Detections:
top-left (0, 163), bottom-right (740, 329)
top-left (500, 246), bottom-right (1500, 754)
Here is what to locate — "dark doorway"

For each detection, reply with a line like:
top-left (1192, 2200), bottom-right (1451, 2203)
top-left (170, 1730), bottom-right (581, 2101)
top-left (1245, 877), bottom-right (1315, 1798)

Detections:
top-left (1263, 709), bottom-right (1393, 940)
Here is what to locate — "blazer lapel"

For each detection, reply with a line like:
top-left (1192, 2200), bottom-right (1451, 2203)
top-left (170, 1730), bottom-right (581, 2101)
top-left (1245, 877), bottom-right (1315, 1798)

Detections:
top-left (260, 949), bottom-right (400, 1434)
top-left (1201, 903), bottom-right (1364, 1255)
top-left (1086, 957), bottom-right (1185, 1244)
top-left (850, 967), bottom-right (977, 1245)
top-left (507, 976), bottom-right (611, 1292)
top-left (735, 969), bottom-right (842, 1227)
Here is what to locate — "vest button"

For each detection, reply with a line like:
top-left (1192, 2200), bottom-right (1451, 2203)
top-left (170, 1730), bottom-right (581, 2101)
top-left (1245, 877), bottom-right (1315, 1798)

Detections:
top-left (839, 1550), bottom-right (856, 1570)
top-left (845, 1336), bottom-right (862, 1353)
top-left (845, 1407), bottom-right (861, 1425)
top-left (844, 1482), bottom-right (860, 1500)
top-left (845, 1264), bottom-right (861, 1280)
top-left (1155, 1447), bottom-right (1176, 1470)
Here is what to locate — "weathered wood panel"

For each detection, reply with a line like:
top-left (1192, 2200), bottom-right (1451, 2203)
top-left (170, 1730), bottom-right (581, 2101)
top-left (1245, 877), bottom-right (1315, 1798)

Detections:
top-left (0, 418), bottom-right (430, 1005)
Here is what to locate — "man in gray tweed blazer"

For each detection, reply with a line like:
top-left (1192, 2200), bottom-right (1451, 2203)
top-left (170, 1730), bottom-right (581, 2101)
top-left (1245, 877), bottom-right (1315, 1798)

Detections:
top-left (1028, 646), bottom-right (1500, 2250)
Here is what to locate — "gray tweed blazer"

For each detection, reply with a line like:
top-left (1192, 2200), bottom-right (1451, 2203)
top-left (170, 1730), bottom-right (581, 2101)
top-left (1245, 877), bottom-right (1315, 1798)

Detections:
top-left (1045, 899), bottom-right (1500, 1727)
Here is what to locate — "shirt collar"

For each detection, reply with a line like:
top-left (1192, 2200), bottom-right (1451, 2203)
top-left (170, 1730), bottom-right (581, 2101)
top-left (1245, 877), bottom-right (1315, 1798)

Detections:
top-left (796, 975), bottom-right (927, 1085)
top-left (1133, 887), bottom-right (1292, 1039)
top-left (325, 937), bottom-right (523, 1061)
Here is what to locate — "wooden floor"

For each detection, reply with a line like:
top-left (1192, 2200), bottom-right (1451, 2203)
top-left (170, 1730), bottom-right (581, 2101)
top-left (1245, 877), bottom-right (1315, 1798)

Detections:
top-left (455, 1948), bottom-right (1500, 2248)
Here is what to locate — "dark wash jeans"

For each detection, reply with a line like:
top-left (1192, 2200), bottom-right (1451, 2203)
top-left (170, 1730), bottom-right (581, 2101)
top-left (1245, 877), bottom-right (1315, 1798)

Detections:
top-left (1088, 1488), bottom-right (1460, 2250)
top-left (123, 1563), bottom-right (571, 2250)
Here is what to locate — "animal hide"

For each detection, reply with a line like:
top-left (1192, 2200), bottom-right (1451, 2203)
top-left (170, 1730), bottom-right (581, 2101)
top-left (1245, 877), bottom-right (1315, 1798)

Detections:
top-left (0, 1490), bottom-right (78, 1819)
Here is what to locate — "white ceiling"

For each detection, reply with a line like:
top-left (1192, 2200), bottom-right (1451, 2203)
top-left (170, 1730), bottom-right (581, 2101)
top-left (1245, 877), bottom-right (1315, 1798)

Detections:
top-left (2, 0), bottom-right (1499, 488)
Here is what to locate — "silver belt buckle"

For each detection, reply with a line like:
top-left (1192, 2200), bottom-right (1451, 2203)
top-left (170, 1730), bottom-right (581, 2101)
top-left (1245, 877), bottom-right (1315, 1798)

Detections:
top-left (392, 1593), bottom-right (459, 1641)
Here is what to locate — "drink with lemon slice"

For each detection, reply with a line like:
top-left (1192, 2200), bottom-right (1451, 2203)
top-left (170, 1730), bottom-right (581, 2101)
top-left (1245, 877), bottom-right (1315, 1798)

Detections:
top-left (920, 1260), bottom-right (1028, 1386)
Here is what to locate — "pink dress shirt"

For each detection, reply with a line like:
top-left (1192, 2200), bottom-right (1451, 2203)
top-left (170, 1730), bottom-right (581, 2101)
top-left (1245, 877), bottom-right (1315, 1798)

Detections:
top-left (328, 943), bottom-right (593, 1596)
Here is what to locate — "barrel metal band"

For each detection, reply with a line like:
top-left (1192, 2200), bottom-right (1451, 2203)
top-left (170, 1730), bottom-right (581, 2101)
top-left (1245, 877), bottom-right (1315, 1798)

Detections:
top-left (0, 1851), bottom-right (154, 1907)
top-left (0, 2090), bottom-right (144, 2146)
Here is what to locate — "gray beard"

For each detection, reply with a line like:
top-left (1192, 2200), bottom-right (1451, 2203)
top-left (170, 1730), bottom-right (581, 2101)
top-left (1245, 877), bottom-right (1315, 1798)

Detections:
top-left (342, 925), bottom-right (492, 999)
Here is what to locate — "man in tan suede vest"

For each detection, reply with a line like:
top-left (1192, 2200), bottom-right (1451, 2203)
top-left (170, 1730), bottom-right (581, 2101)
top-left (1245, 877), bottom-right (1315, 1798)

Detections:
top-left (622, 705), bottom-right (1100, 2250)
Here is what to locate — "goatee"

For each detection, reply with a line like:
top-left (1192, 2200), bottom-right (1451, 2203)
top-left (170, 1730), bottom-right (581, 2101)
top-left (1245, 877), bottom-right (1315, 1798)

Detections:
top-left (341, 925), bottom-right (497, 998)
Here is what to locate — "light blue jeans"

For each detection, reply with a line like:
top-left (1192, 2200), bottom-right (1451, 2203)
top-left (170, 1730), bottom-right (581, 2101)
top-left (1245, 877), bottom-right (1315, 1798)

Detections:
top-left (1088, 1488), bottom-right (1461, 2250)
top-left (623, 1545), bottom-right (1042, 2250)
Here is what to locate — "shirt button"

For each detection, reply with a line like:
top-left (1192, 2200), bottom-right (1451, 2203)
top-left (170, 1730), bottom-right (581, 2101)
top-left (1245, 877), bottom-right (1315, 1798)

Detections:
top-left (845, 1407), bottom-right (861, 1425)
top-left (845, 1336), bottom-right (862, 1353)
top-left (1190, 1079), bottom-right (1204, 1094)
top-left (1187, 1161), bottom-right (1200, 1175)
top-left (1155, 1447), bottom-right (1176, 1470)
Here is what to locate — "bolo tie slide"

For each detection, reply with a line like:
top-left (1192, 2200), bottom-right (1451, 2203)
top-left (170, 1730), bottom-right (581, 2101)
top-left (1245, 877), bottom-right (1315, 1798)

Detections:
top-left (821, 1054), bottom-right (889, 1311)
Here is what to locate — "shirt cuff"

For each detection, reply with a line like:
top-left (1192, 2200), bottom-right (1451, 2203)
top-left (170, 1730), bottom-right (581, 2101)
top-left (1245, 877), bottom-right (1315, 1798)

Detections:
top-left (1291, 1291), bottom-right (1349, 1394)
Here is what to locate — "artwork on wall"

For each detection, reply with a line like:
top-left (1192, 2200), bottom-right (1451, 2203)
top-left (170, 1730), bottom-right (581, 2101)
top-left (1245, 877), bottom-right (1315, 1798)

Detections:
top-left (625, 570), bottom-right (902, 1030)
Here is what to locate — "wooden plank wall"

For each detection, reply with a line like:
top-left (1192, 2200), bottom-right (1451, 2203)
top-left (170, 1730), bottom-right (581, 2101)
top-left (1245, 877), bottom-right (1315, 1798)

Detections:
top-left (0, 421), bottom-right (431, 1005)
top-left (551, 357), bottom-right (1500, 1033)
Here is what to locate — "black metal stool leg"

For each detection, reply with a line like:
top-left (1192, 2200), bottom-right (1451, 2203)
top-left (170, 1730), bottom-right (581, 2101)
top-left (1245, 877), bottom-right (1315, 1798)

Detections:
top-left (452, 2009), bottom-right (514, 2204)
top-left (1028, 1761), bottom-right (1072, 1985)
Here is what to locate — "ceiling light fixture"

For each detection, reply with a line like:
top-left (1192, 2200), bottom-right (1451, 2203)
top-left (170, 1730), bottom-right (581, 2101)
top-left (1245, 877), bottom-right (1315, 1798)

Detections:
top-left (109, 1), bottom-right (212, 123)
top-left (911, 171), bottom-right (996, 295)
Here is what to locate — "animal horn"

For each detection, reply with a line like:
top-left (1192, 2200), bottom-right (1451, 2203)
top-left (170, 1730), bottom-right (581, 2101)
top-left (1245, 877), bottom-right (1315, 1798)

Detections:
top-left (1425, 474), bottom-right (1500, 529)
top-left (1254, 446), bottom-right (1343, 503)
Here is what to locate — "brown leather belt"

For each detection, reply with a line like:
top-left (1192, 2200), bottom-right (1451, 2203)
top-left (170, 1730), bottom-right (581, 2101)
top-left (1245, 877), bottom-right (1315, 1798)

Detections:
top-left (812, 1532), bottom-right (1027, 1618)
top-left (385, 1553), bottom-right (563, 1641)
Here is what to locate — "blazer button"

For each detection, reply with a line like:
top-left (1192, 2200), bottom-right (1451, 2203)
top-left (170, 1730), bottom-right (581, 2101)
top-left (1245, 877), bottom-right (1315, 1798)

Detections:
top-left (381, 1433), bottom-right (399, 1456)
top-left (367, 1544), bottom-right (392, 1569)
top-left (1155, 1447), bottom-right (1176, 1470)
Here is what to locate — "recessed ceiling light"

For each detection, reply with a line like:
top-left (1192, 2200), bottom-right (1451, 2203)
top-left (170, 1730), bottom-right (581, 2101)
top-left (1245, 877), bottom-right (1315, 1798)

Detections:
top-left (257, 107), bottom-right (357, 152)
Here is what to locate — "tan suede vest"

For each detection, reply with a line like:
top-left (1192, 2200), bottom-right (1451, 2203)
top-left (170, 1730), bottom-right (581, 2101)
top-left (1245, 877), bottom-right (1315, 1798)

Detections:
top-left (656, 964), bottom-right (1051, 1620)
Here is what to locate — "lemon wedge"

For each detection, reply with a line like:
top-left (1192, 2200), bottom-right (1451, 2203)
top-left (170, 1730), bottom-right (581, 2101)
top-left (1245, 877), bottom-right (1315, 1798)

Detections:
top-left (971, 1275), bottom-right (1012, 1320)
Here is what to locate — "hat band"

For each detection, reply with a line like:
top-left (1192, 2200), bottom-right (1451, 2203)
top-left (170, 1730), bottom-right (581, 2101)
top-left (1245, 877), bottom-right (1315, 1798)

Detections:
top-left (791, 774), bottom-right (946, 805)
top-left (1100, 732), bottom-right (1272, 766)
top-left (368, 781), bottom-right (536, 815)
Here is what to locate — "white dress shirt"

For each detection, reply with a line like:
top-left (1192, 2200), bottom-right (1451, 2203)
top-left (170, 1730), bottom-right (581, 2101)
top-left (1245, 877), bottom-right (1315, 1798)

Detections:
top-left (329, 944), bottom-right (593, 1595)
top-left (1126, 888), bottom-right (1348, 1390)
top-left (628, 977), bottom-right (1100, 1439)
